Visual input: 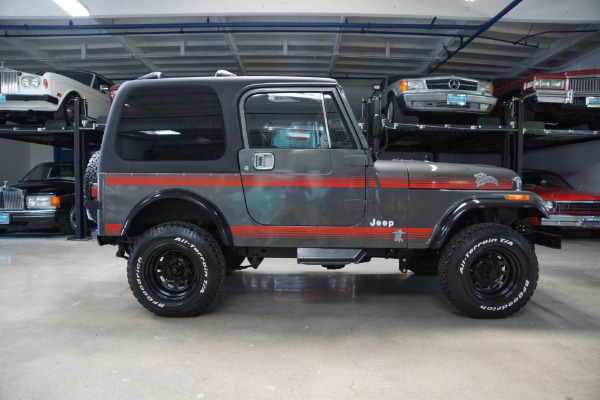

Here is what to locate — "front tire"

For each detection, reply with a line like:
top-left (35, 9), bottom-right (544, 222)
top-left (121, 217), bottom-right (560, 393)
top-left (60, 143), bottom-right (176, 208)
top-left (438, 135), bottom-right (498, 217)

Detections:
top-left (438, 223), bottom-right (538, 319)
top-left (386, 95), bottom-right (404, 123)
top-left (127, 222), bottom-right (225, 317)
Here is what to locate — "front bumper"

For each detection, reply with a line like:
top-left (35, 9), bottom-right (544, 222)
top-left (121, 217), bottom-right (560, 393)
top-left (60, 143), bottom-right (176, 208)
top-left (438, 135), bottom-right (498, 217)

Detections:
top-left (0, 94), bottom-right (60, 113)
top-left (0, 209), bottom-right (66, 232)
top-left (540, 215), bottom-right (600, 228)
top-left (522, 89), bottom-right (571, 104)
top-left (399, 92), bottom-right (497, 114)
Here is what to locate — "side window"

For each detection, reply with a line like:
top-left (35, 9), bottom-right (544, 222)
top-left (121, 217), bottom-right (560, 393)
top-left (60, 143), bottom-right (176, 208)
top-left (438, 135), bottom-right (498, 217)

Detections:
top-left (115, 85), bottom-right (225, 161)
top-left (244, 91), bottom-right (356, 150)
top-left (323, 94), bottom-right (357, 149)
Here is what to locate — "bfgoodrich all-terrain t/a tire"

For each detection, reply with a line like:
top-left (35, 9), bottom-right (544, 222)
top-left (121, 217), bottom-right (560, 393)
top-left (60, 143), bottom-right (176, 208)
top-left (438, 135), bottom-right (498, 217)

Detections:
top-left (438, 223), bottom-right (539, 319)
top-left (127, 222), bottom-right (226, 317)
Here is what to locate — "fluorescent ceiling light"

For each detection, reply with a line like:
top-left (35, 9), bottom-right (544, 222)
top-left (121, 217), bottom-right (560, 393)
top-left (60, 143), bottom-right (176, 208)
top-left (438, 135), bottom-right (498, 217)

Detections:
top-left (53, 0), bottom-right (90, 17)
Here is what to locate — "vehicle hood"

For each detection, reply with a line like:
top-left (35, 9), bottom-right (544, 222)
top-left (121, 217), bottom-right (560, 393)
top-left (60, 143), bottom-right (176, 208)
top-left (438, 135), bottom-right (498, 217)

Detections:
top-left (5, 180), bottom-right (74, 196)
top-left (373, 160), bottom-right (518, 191)
top-left (524, 186), bottom-right (600, 201)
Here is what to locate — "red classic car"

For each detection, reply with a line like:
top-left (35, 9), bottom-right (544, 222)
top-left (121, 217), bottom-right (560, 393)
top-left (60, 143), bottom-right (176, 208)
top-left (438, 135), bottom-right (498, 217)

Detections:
top-left (494, 69), bottom-right (600, 130)
top-left (523, 169), bottom-right (600, 236)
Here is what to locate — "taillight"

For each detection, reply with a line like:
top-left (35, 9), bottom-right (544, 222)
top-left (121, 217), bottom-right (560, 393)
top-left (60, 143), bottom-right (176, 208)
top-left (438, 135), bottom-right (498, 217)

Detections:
top-left (91, 183), bottom-right (98, 199)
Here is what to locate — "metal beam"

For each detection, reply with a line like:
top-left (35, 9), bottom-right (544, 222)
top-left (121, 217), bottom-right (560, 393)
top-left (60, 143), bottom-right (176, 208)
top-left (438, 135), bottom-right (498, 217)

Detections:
top-left (504, 29), bottom-right (600, 76)
top-left (211, 16), bottom-right (246, 75)
top-left (0, 37), bottom-right (67, 69)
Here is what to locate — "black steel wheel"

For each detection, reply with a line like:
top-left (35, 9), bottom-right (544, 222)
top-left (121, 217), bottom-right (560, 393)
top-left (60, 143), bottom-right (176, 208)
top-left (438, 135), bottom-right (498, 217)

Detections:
top-left (438, 223), bottom-right (538, 319)
top-left (127, 222), bottom-right (225, 317)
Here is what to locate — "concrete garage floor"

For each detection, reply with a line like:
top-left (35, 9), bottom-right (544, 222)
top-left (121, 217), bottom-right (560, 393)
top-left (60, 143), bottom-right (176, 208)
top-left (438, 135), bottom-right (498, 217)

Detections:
top-left (0, 234), bottom-right (599, 400)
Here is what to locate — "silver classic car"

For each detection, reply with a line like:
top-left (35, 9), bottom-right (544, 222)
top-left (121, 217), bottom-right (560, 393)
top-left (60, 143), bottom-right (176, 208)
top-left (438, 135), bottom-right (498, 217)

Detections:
top-left (375, 75), bottom-right (497, 124)
top-left (0, 65), bottom-right (113, 126)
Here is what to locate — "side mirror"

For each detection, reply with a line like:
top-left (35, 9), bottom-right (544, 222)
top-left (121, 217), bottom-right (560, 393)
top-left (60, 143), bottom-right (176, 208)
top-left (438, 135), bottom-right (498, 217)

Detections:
top-left (372, 84), bottom-right (381, 91)
top-left (99, 85), bottom-right (109, 93)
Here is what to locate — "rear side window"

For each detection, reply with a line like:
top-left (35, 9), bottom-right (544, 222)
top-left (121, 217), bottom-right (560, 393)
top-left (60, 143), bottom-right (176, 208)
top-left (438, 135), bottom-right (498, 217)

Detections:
top-left (115, 85), bottom-right (225, 161)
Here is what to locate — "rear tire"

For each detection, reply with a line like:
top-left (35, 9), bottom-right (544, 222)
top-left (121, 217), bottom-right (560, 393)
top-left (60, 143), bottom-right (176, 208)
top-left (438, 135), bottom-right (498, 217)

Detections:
top-left (438, 223), bottom-right (538, 319)
top-left (127, 222), bottom-right (225, 317)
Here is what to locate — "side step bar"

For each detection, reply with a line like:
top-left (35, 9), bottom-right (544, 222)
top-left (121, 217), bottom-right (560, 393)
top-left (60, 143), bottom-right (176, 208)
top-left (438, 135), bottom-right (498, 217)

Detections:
top-left (297, 248), bottom-right (366, 265)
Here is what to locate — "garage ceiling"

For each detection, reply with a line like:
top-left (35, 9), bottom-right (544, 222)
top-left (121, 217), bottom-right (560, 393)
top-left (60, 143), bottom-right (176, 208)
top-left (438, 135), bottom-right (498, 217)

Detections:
top-left (1, 1), bottom-right (599, 84)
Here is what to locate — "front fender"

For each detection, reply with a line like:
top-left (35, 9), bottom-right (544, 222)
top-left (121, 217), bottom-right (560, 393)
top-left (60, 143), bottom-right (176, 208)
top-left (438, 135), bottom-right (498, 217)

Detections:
top-left (429, 196), bottom-right (549, 249)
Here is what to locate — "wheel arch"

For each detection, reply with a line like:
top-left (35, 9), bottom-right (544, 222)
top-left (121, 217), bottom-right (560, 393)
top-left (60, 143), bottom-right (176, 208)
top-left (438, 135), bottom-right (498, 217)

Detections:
top-left (121, 189), bottom-right (233, 246)
top-left (429, 198), bottom-right (548, 249)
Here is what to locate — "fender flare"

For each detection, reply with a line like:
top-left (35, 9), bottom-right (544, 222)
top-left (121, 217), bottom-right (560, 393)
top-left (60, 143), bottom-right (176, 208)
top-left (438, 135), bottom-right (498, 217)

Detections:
top-left (120, 188), bottom-right (233, 246)
top-left (429, 197), bottom-right (548, 249)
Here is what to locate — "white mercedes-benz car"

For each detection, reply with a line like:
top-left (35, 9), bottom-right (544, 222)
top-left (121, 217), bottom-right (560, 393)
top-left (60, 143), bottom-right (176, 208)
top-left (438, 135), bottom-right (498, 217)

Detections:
top-left (0, 66), bottom-right (114, 126)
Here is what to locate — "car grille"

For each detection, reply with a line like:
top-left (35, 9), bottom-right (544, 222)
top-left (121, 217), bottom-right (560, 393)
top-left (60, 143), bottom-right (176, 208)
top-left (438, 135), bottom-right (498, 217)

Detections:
top-left (0, 66), bottom-right (19, 94)
top-left (0, 188), bottom-right (25, 210)
top-left (568, 76), bottom-right (600, 93)
top-left (553, 201), bottom-right (600, 216)
top-left (426, 79), bottom-right (478, 92)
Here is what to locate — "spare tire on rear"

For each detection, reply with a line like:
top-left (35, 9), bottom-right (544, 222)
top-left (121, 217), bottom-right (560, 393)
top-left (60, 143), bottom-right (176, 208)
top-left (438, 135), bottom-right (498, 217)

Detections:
top-left (84, 151), bottom-right (100, 222)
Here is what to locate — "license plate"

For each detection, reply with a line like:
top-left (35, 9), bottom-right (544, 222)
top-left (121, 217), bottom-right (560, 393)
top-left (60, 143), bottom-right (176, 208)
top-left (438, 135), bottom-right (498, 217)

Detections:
top-left (585, 97), bottom-right (600, 107)
top-left (0, 213), bottom-right (9, 224)
top-left (447, 94), bottom-right (466, 106)
top-left (0, 94), bottom-right (5, 103)
top-left (582, 219), bottom-right (600, 227)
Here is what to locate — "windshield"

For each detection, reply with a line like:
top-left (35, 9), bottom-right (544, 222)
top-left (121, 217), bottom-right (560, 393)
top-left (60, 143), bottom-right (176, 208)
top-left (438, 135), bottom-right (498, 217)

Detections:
top-left (21, 164), bottom-right (74, 182)
top-left (523, 171), bottom-right (572, 189)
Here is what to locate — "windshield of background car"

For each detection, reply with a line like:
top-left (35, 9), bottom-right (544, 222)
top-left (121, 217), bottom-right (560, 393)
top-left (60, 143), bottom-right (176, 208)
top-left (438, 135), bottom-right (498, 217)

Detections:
top-left (115, 84), bottom-right (226, 161)
top-left (21, 164), bottom-right (74, 182)
top-left (523, 171), bottom-right (572, 189)
top-left (243, 91), bottom-right (357, 149)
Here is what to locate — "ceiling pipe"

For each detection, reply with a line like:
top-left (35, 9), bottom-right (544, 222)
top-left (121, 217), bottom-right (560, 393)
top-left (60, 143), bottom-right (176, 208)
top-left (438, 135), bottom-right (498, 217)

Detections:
top-left (428, 0), bottom-right (523, 74)
top-left (1, 20), bottom-right (484, 32)
top-left (1, 28), bottom-right (540, 49)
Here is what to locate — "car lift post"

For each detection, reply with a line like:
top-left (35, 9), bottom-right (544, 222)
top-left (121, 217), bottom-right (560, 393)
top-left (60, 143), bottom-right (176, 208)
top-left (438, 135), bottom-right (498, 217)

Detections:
top-left (72, 98), bottom-right (89, 240)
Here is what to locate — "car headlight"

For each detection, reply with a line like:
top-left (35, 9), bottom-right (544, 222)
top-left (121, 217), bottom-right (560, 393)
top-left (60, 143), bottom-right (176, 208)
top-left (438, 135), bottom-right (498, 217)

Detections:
top-left (526, 79), bottom-right (565, 90)
top-left (543, 200), bottom-right (556, 212)
top-left (398, 80), bottom-right (424, 91)
top-left (480, 82), bottom-right (493, 95)
top-left (26, 195), bottom-right (60, 209)
top-left (21, 76), bottom-right (42, 88)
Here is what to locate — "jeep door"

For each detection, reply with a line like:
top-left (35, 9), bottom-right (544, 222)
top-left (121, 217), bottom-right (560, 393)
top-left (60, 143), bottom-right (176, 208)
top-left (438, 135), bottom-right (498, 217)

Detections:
top-left (239, 90), bottom-right (366, 226)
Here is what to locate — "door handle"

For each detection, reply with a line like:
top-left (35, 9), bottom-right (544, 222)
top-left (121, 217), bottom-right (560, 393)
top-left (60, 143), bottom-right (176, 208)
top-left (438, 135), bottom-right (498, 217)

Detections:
top-left (253, 153), bottom-right (274, 170)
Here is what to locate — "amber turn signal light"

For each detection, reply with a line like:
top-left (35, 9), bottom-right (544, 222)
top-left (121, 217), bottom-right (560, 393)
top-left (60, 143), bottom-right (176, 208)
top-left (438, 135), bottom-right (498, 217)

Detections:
top-left (507, 194), bottom-right (530, 201)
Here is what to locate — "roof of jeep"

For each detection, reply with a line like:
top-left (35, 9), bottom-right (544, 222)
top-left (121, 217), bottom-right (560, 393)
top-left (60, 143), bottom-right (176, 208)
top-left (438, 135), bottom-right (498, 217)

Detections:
top-left (117, 75), bottom-right (339, 92)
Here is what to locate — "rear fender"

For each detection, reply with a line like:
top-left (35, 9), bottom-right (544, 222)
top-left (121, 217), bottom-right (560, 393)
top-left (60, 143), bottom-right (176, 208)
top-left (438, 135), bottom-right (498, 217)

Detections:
top-left (121, 189), bottom-right (233, 246)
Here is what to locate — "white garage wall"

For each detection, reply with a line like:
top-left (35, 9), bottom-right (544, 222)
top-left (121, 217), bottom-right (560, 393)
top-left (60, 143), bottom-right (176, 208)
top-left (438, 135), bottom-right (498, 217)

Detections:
top-left (0, 140), bottom-right (32, 184)
top-left (0, 141), bottom-right (54, 184)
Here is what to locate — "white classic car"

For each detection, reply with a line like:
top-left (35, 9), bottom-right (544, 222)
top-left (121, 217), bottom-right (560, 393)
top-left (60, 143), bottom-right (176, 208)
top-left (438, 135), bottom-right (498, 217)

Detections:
top-left (0, 66), bottom-right (114, 126)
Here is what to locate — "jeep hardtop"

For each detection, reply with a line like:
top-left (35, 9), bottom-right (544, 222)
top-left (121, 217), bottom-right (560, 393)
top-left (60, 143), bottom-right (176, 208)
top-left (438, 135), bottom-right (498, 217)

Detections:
top-left (92, 73), bottom-right (560, 319)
